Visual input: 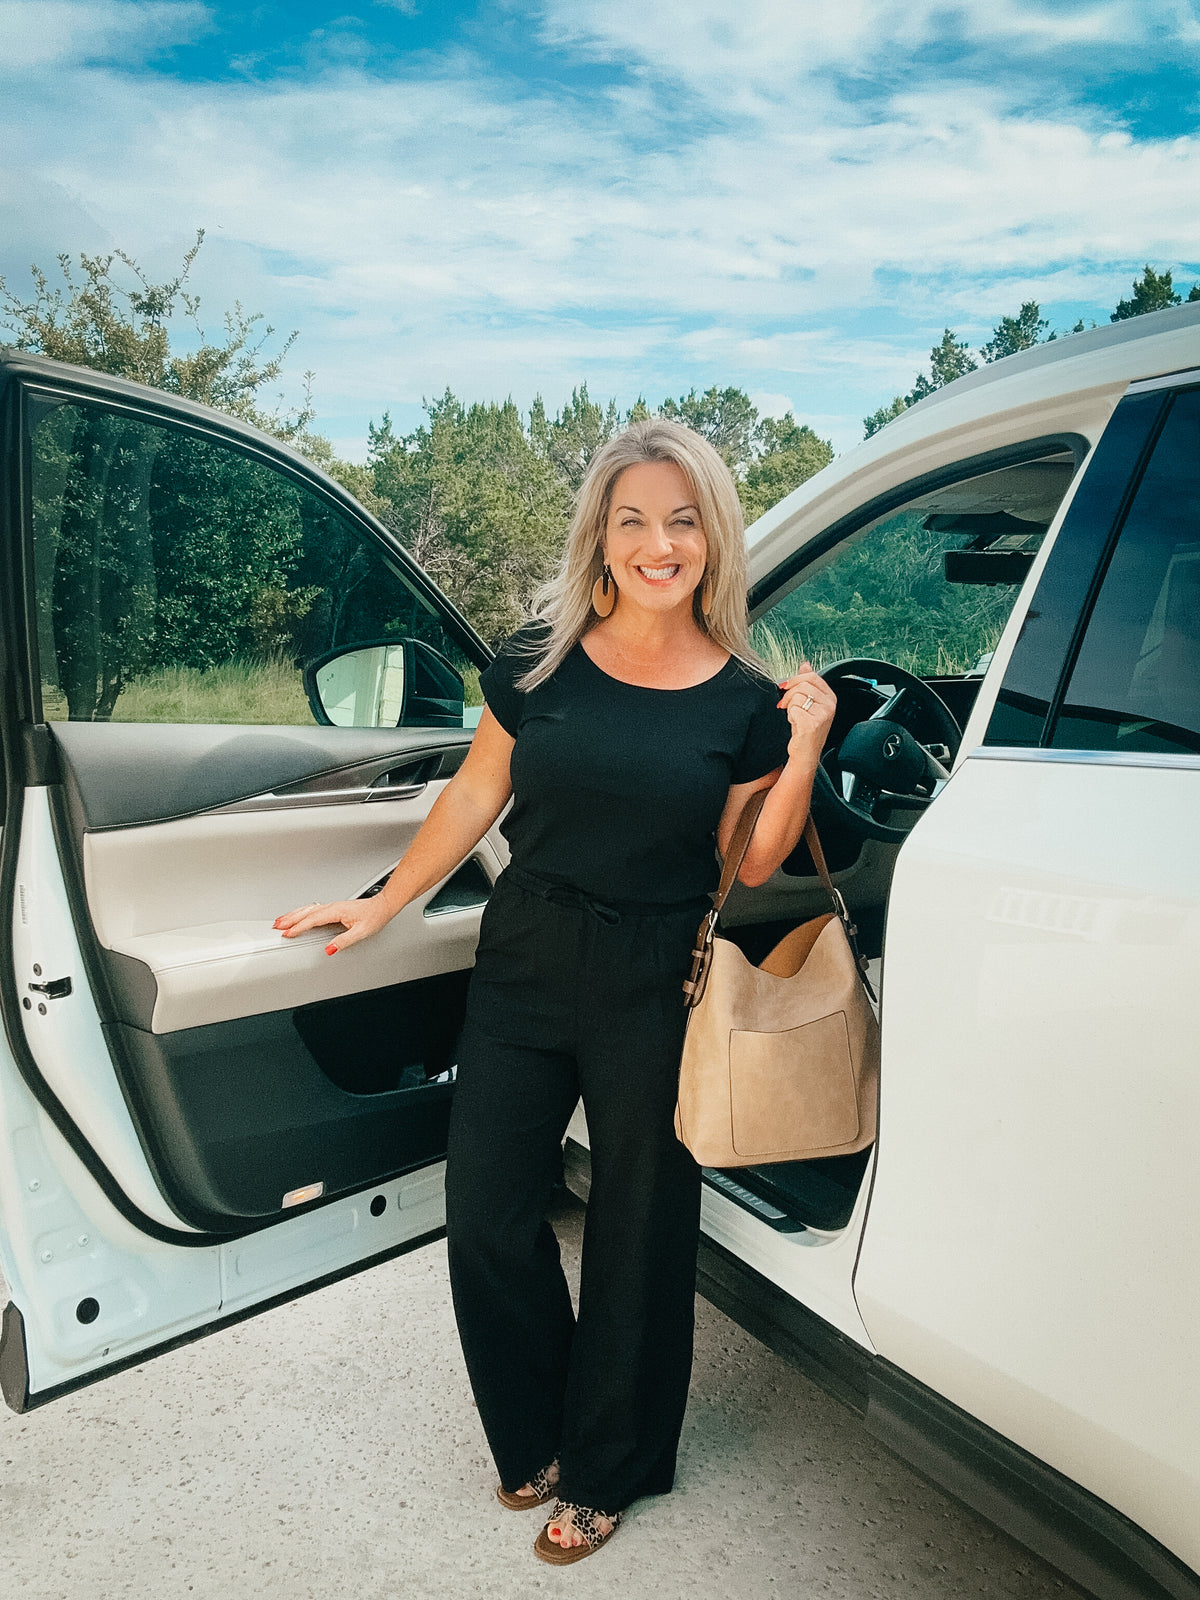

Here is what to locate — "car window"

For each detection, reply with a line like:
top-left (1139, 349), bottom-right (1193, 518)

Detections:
top-left (752, 453), bottom-right (1076, 679)
top-left (27, 400), bottom-right (482, 727)
top-left (1051, 388), bottom-right (1200, 757)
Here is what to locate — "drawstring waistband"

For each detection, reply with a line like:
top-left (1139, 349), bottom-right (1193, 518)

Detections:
top-left (502, 863), bottom-right (710, 926)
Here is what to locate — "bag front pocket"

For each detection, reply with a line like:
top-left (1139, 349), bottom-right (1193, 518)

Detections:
top-left (728, 1012), bottom-right (859, 1158)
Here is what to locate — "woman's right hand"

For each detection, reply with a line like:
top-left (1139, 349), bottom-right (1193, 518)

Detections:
top-left (273, 896), bottom-right (395, 955)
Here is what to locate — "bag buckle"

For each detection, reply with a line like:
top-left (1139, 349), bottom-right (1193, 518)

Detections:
top-left (682, 909), bottom-right (720, 1008)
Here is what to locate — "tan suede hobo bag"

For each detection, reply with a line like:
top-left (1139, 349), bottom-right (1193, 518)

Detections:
top-left (675, 789), bottom-right (880, 1167)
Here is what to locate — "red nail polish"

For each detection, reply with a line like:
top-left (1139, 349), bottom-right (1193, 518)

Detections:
top-left (325, 943), bottom-right (338, 955)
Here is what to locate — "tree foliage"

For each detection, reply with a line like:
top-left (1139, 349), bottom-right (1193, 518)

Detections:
top-left (980, 301), bottom-right (1050, 362)
top-left (739, 416), bottom-right (833, 524)
top-left (658, 385), bottom-right (760, 473)
top-left (370, 387), bottom-right (832, 643)
top-left (1110, 264), bottom-right (1200, 321)
top-left (368, 392), bottom-right (570, 644)
top-left (864, 266), bottom-right (1200, 440)
top-left (16, 233), bottom-right (1200, 673)
top-left (0, 231), bottom-right (310, 436)
top-left (3, 237), bottom-right (837, 649)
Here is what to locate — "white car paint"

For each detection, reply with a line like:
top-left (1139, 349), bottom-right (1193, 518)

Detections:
top-left (0, 1005), bottom-right (448, 1392)
top-left (856, 753), bottom-right (1200, 1571)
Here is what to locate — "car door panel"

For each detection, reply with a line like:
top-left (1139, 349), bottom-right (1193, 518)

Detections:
top-left (24, 726), bottom-right (499, 1230)
top-left (79, 774), bottom-right (493, 1033)
top-left (855, 381), bottom-right (1200, 1575)
top-left (855, 755), bottom-right (1200, 1574)
top-left (1, 357), bottom-right (498, 1407)
top-left (12, 788), bottom-right (195, 1232)
top-left (0, 1079), bottom-right (223, 1404)
top-left (0, 1050), bottom-right (444, 1405)
top-left (51, 720), bottom-right (470, 830)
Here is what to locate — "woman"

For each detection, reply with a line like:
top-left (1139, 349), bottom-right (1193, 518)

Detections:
top-left (276, 419), bottom-right (836, 1564)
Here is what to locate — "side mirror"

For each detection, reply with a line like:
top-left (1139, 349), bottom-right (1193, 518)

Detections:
top-left (304, 638), bottom-right (465, 728)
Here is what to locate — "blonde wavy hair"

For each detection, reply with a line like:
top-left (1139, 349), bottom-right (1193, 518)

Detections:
top-left (515, 417), bottom-right (770, 691)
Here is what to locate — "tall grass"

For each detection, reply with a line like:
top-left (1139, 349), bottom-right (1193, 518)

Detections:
top-left (751, 617), bottom-right (1000, 681)
top-left (461, 664), bottom-right (483, 707)
top-left (43, 652), bottom-right (484, 725)
top-left (42, 656), bottom-right (313, 725)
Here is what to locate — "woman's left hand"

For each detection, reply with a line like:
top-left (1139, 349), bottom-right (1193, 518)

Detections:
top-left (777, 662), bottom-right (837, 759)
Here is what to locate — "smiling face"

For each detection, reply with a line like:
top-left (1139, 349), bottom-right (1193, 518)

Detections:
top-left (602, 459), bottom-right (708, 617)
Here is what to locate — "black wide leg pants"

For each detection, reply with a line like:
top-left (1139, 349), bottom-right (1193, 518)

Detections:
top-left (444, 866), bottom-right (706, 1514)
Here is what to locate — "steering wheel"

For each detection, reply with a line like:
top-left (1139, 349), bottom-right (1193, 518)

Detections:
top-left (814, 658), bottom-right (963, 845)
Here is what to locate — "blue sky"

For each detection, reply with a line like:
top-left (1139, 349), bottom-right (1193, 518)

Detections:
top-left (2, 0), bottom-right (1199, 457)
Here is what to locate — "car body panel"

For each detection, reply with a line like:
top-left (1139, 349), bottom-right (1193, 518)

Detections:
top-left (856, 753), bottom-right (1200, 1571)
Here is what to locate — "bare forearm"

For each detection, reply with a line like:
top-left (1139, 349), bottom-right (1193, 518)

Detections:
top-left (738, 752), bottom-right (819, 887)
top-left (275, 707), bottom-right (515, 954)
top-left (375, 778), bottom-right (504, 916)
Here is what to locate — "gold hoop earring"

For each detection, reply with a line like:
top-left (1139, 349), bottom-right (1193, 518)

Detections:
top-left (592, 562), bottom-right (617, 618)
top-left (700, 573), bottom-right (714, 617)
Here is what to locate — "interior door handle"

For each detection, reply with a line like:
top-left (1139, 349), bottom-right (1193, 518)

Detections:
top-left (366, 769), bottom-right (428, 801)
top-left (215, 753), bottom-right (447, 814)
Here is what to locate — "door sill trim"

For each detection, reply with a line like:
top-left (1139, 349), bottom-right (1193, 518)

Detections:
top-left (1, 1223), bottom-right (445, 1415)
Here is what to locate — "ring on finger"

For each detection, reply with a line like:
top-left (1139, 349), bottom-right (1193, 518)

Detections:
top-left (801, 695), bottom-right (815, 712)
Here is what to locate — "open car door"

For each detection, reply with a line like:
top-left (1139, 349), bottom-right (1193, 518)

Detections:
top-left (0, 355), bottom-right (497, 1410)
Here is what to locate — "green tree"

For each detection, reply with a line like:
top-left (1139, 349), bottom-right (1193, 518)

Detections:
top-left (0, 231), bottom-right (307, 435)
top-left (908, 328), bottom-right (978, 401)
top-left (658, 385), bottom-right (760, 474)
top-left (370, 392), bottom-right (571, 646)
top-left (4, 237), bottom-right (343, 717)
top-left (740, 415), bottom-right (833, 523)
top-left (864, 395), bottom-right (909, 439)
top-left (981, 301), bottom-right (1049, 362)
top-left (863, 327), bottom-right (978, 439)
top-left (652, 390), bottom-right (832, 519)
top-left (531, 383), bottom-right (621, 491)
top-left (1111, 265), bottom-right (1200, 321)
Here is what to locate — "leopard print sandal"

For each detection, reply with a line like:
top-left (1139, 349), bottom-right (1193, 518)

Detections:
top-left (533, 1499), bottom-right (622, 1565)
top-left (496, 1461), bottom-right (559, 1511)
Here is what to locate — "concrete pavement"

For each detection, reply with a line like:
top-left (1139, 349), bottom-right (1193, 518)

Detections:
top-left (1, 1195), bottom-right (1081, 1600)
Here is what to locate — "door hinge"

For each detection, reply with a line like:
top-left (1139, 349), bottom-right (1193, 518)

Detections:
top-left (27, 976), bottom-right (72, 1000)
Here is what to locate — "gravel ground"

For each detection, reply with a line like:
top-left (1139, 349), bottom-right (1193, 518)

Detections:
top-left (0, 1194), bottom-right (1083, 1600)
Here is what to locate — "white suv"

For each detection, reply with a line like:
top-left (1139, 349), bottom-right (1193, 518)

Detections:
top-left (2, 303), bottom-right (1198, 1600)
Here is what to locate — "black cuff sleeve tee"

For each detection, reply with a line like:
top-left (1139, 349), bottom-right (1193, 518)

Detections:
top-left (479, 622), bottom-right (792, 905)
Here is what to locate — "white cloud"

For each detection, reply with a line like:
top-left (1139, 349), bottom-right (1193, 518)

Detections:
top-left (0, 0), bottom-right (210, 70)
top-left (536, 0), bottom-right (1161, 100)
top-left (1, 0), bottom-right (1197, 446)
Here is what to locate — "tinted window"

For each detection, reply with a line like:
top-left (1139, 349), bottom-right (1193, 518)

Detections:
top-left (754, 453), bottom-right (1074, 679)
top-left (983, 393), bottom-right (1168, 747)
top-left (1051, 389), bottom-right (1200, 757)
top-left (29, 400), bottom-right (481, 726)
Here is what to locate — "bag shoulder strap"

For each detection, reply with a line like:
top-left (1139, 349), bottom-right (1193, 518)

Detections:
top-left (710, 786), bottom-right (769, 916)
top-left (714, 788), bottom-right (877, 1001)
